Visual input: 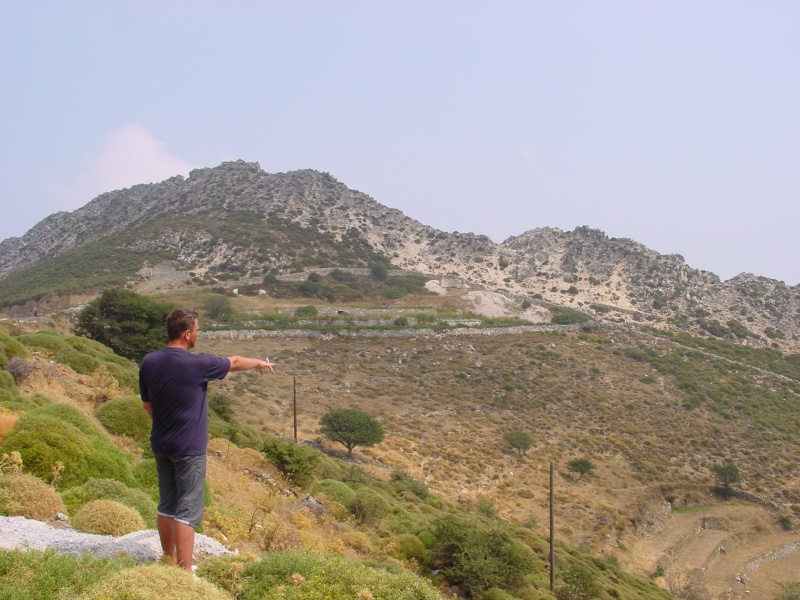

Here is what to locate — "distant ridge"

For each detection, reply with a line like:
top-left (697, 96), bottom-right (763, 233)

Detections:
top-left (1, 160), bottom-right (797, 350)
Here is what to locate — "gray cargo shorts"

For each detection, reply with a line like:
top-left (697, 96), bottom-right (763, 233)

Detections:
top-left (154, 453), bottom-right (206, 529)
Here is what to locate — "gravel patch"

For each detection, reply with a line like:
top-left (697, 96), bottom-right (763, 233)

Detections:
top-left (0, 516), bottom-right (233, 562)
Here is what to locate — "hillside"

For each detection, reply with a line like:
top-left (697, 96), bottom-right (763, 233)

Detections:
top-left (8, 282), bottom-right (797, 598)
top-left (0, 160), bottom-right (798, 352)
top-left (0, 319), bottom-right (684, 600)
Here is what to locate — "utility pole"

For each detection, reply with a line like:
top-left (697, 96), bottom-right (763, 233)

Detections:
top-left (293, 376), bottom-right (297, 442)
top-left (550, 460), bottom-right (555, 592)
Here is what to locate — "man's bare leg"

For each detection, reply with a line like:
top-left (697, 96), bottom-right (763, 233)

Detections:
top-left (175, 520), bottom-right (195, 572)
top-left (157, 514), bottom-right (177, 564)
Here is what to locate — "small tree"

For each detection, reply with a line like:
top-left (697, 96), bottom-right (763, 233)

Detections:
top-left (74, 288), bottom-right (174, 362)
top-left (568, 458), bottom-right (595, 482)
top-left (556, 563), bottom-right (601, 600)
top-left (295, 305), bottom-right (318, 318)
top-left (319, 408), bottom-right (384, 457)
top-left (711, 463), bottom-right (742, 498)
top-left (204, 295), bottom-right (232, 320)
top-left (369, 262), bottom-right (389, 281)
top-left (503, 430), bottom-right (533, 458)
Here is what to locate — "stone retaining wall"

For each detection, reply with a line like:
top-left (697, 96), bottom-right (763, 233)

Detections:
top-left (201, 322), bottom-right (592, 341)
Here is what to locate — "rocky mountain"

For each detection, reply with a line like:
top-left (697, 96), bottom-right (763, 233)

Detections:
top-left (1, 160), bottom-right (798, 350)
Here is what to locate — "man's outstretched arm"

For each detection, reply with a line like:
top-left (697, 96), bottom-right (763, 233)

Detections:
top-left (228, 356), bottom-right (275, 374)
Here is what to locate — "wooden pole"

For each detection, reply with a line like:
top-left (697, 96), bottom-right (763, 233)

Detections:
top-left (550, 460), bottom-right (555, 592)
top-left (293, 376), bottom-right (297, 443)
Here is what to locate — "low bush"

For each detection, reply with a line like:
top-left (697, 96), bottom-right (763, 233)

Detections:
top-left (101, 361), bottom-right (138, 389)
top-left (0, 548), bottom-right (135, 599)
top-left (95, 395), bottom-right (151, 450)
top-left (4, 357), bottom-right (32, 383)
top-left (0, 383), bottom-right (51, 412)
top-left (430, 515), bottom-right (539, 596)
top-left (61, 478), bottom-right (157, 528)
top-left (388, 533), bottom-right (429, 565)
top-left (390, 470), bottom-right (429, 499)
top-left (0, 472), bottom-right (66, 520)
top-left (238, 551), bottom-right (442, 600)
top-left (197, 554), bottom-right (256, 597)
top-left (261, 437), bottom-right (319, 488)
top-left (78, 563), bottom-right (231, 600)
top-left (17, 332), bottom-right (68, 354)
top-left (312, 478), bottom-right (357, 508)
top-left (349, 486), bottom-right (392, 525)
top-left (71, 499), bottom-right (145, 536)
top-left (55, 346), bottom-right (101, 375)
top-left (132, 459), bottom-right (159, 501)
top-left (0, 405), bottom-right (135, 489)
top-left (0, 332), bottom-right (30, 365)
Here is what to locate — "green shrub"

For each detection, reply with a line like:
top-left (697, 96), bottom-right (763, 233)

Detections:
top-left (0, 370), bottom-right (16, 393)
top-left (101, 361), bottom-right (138, 389)
top-left (95, 396), bottom-right (151, 450)
top-left (0, 384), bottom-right (51, 412)
top-left (389, 533), bottom-right (429, 564)
top-left (313, 479), bottom-right (357, 507)
top-left (208, 391), bottom-right (234, 422)
top-left (390, 470), bottom-right (429, 499)
top-left (55, 346), bottom-right (101, 375)
top-left (71, 499), bottom-right (145, 536)
top-left (78, 563), bottom-right (231, 600)
top-left (295, 305), bottom-right (318, 317)
top-left (0, 472), bottom-right (66, 520)
top-left (550, 310), bottom-right (590, 325)
top-left (197, 554), bottom-right (257, 595)
top-left (0, 548), bottom-right (135, 599)
top-left (261, 437), bottom-right (319, 488)
top-left (17, 332), bottom-right (68, 354)
top-left (774, 581), bottom-right (800, 600)
top-left (0, 414), bottom-right (89, 487)
top-left (555, 563), bottom-right (601, 600)
top-left (132, 459), bottom-right (159, 501)
top-left (482, 590), bottom-right (519, 600)
top-left (208, 413), bottom-right (230, 441)
top-left (431, 515), bottom-right (538, 595)
top-left (33, 403), bottom-right (112, 442)
top-left (0, 406), bottom-right (135, 489)
top-left (61, 478), bottom-right (157, 528)
top-left (239, 551), bottom-right (442, 600)
top-left (349, 486), bottom-right (392, 524)
top-left (0, 332), bottom-right (29, 361)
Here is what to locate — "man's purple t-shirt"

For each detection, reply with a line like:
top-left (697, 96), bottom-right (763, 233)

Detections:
top-left (139, 348), bottom-right (231, 456)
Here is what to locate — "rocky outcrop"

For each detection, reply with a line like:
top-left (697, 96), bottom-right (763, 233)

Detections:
top-left (1, 160), bottom-right (798, 350)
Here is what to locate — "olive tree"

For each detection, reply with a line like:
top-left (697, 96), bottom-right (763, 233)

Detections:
top-left (503, 430), bottom-right (533, 457)
top-left (567, 458), bottom-right (595, 482)
top-left (319, 408), bottom-right (384, 457)
top-left (711, 463), bottom-right (742, 498)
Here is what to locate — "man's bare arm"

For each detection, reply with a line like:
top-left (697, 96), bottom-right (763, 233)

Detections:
top-left (228, 356), bottom-right (275, 374)
top-left (143, 401), bottom-right (153, 419)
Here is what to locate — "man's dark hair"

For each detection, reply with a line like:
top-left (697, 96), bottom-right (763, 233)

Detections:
top-left (167, 309), bottom-right (199, 341)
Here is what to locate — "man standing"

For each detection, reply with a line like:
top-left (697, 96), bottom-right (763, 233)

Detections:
top-left (139, 309), bottom-right (273, 571)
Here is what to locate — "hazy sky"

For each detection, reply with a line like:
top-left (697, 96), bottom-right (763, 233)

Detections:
top-left (1, 2), bottom-right (798, 284)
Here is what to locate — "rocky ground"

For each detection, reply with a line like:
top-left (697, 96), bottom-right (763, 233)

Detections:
top-left (0, 515), bottom-right (232, 563)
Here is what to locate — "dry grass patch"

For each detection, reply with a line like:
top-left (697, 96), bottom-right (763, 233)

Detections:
top-left (0, 472), bottom-right (65, 520)
top-left (0, 411), bottom-right (19, 442)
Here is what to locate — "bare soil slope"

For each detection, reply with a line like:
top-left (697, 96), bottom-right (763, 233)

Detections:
top-left (625, 501), bottom-right (800, 599)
